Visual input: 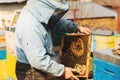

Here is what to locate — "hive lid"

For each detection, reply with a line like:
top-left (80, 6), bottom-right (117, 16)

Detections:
top-left (63, 2), bottom-right (117, 19)
top-left (93, 49), bottom-right (120, 66)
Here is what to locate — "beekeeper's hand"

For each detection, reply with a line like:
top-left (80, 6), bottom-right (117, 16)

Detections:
top-left (77, 26), bottom-right (91, 34)
top-left (63, 67), bottom-right (79, 80)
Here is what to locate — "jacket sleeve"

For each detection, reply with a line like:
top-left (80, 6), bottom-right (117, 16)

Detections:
top-left (52, 18), bottom-right (78, 33)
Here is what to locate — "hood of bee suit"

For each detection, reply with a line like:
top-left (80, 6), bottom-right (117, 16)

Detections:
top-left (26, 0), bottom-right (69, 25)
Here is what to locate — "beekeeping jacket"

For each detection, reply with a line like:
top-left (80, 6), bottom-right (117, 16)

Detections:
top-left (15, 0), bottom-right (78, 77)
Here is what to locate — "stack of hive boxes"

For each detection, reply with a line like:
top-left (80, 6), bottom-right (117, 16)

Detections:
top-left (0, 27), bottom-right (17, 80)
top-left (0, 30), bottom-right (7, 80)
top-left (5, 26), bottom-right (17, 80)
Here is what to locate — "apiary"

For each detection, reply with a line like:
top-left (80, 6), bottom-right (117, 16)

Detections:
top-left (61, 33), bottom-right (91, 78)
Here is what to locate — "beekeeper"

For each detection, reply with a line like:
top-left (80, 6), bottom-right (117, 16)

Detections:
top-left (15, 0), bottom-right (91, 80)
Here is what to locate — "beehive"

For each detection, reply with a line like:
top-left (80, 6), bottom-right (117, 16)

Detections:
top-left (93, 49), bottom-right (120, 80)
top-left (61, 33), bottom-right (91, 78)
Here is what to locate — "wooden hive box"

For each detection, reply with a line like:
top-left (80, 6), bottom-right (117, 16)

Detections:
top-left (76, 17), bottom-right (117, 31)
top-left (61, 33), bottom-right (91, 78)
top-left (93, 49), bottom-right (120, 80)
